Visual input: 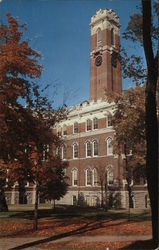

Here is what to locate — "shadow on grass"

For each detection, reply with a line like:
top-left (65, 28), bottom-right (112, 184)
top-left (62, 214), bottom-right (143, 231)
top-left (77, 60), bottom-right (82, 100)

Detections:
top-left (119, 239), bottom-right (154, 250)
top-left (8, 219), bottom-right (133, 250)
top-left (6, 206), bottom-right (151, 222)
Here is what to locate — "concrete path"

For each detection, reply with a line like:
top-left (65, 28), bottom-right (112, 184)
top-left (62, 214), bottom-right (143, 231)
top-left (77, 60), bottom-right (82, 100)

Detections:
top-left (0, 235), bottom-right (152, 250)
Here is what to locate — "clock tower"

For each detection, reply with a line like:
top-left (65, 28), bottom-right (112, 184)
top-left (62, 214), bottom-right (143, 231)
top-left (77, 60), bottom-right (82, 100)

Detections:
top-left (90, 9), bottom-right (122, 102)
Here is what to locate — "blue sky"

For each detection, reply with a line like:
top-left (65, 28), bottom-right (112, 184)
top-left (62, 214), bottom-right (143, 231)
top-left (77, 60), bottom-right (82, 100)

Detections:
top-left (0, 0), bottom-right (144, 107)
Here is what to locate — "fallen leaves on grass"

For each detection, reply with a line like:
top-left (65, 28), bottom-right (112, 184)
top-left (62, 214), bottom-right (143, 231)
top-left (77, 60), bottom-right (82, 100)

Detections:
top-left (0, 217), bottom-right (152, 238)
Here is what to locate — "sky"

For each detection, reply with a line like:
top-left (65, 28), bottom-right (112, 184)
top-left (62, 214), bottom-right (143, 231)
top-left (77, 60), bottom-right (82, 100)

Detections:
top-left (0, 0), bottom-right (145, 107)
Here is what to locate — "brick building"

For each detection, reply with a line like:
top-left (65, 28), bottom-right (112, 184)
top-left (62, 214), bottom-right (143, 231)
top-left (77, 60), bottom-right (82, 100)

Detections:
top-left (54, 9), bottom-right (149, 208)
top-left (6, 8), bottom-right (149, 208)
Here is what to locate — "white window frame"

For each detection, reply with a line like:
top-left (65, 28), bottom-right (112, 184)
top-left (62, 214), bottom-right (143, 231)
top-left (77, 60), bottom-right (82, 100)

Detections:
top-left (73, 143), bottom-right (78, 159)
top-left (86, 119), bottom-right (92, 131)
top-left (106, 137), bottom-right (113, 156)
top-left (93, 168), bottom-right (98, 186)
top-left (93, 117), bottom-right (98, 130)
top-left (85, 168), bottom-right (92, 186)
top-left (93, 140), bottom-right (98, 157)
top-left (73, 122), bottom-right (78, 134)
top-left (86, 141), bottom-right (92, 158)
top-left (62, 144), bottom-right (67, 160)
top-left (72, 168), bottom-right (78, 186)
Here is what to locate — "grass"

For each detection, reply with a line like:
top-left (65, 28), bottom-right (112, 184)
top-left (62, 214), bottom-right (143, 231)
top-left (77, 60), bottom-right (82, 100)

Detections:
top-left (0, 205), bottom-right (152, 249)
top-left (0, 204), bottom-right (151, 221)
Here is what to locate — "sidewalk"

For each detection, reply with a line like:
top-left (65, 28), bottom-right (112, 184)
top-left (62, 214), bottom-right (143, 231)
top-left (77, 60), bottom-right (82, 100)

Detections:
top-left (0, 235), bottom-right (152, 250)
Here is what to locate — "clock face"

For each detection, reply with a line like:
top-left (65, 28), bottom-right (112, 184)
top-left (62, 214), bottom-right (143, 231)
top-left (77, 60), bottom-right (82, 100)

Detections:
top-left (95, 55), bottom-right (102, 66)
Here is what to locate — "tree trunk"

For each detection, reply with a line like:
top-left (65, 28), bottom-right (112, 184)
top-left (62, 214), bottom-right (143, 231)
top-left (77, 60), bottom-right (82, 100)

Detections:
top-left (34, 161), bottom-right (39, 231)
top-left (142, 0), bottom-right (158, 246)
top-left (0, 189), bottom-right (8, 212)
top-left (34, 182), bottom-right (39, 230)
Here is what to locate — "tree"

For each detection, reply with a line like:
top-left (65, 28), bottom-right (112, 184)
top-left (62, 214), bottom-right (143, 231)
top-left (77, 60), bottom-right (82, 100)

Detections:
top-left (108, 86), bottom-right (146, 210)
top-left (0, 13), bottom-right (41, 211)
top-left (142, 1), bottom-right (158, 246)
top-left (119, 1), bottom-right (158, 246)
top-left (39, 156), bottom-right (68, 205)
top-left (0, 14), bottom-right (68, 230)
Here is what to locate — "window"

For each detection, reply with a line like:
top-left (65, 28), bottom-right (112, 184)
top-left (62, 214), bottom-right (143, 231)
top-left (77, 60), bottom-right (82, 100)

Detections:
top-left (106, 137), bottom-right (113, 155)
top-left (62, 144), bottom-right (67, 159)
top-left (111, 28), bottom-right (114, 45)
top-left (93, 117), bottom-right (98, 129)
top-left (93, 140), bottom-right (98, 156)
top-left (86, 169), bottom-right (92, 186)
top-left (42, 144), bottom-right (49, 161)
top-left (74, 122), bottom-right (78, 134)
top-left (97, 27), bottom-right (102, 48)
top-left (86, 119), bottom-right (92, 131)
top-left (107, 168), bottom-right (114, 185)
top-left (86, 141), bottom-right (92, 157)
top-left (108, 115), bottom-right (112, 127)
top-left (63, 125), bottom-right (67, 135)
top-left (93, 168), bottom-right (98, 186)
top-left (57, 127), bottom-right (62, 136)
top-left (73, 143), bottom-right (78, 158)
top-left (72, 168), bottom-right (78, 186)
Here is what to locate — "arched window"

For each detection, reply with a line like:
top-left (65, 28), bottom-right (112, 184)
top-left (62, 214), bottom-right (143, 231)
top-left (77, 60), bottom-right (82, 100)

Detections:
top-left (97, 27), bottom-right (102, 48)
top-left (73, 143), bottom-right (78, 159)
top-left (93, 168), bottom-right (98, 186)
top-left (86, 168), bottom-right (92, 186)
top-left (74, 122), bottom-right (78, 134)
top-left (86, 141), bottom-right (92, 157)
top-left (108, 115), bottom-right (112, 127)
top-left (93, 140), bottom-right (98, 156)
top-left (111, 28), bottom-right (114, 45)
top-left (93, 117), bottom-right (98, 129)
top-left (106, 137), bottom-right (113, 155)
top-left (63, 125), bottom-right (67, 135)
top-left (62, 144), bottom-right (67, 159)
top-left (86, 119), bottom-right (92, 131)
top-left (107, 167), bottom-right (114, 185)
top-left (72, 168), bottom-right (78, 186)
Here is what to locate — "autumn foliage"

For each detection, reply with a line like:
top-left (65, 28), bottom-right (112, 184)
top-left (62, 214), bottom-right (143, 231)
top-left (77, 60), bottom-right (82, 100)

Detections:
top-left (0, 13), bottom-right (68, 229)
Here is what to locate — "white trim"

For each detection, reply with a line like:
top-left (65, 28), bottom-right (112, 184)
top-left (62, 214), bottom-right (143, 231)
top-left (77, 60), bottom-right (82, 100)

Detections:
top-left (86, 140), bottom-right (92, 158)
top-left (106, 136), bottom-right (113, 156)
top-left (86, 119), bottom-right (92, 132)
top-left (72, 142), bottom-right (78, 159)
top-left (92, 168), bottom-right (98, 186)
top-left (85, 168), bottom-right (93, 186)
top-left (92, 140), bottom-right (98, 157)
top-left (93, 117), bottom-right (98, 130)
top-left (73, 121), bottom-right (78, 134)
top-left (72, 168), bottom-right (78, 186)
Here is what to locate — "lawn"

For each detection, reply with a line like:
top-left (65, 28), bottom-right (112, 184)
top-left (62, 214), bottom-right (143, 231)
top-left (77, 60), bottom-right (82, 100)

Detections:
top-left (0, 205), bottom-right (153, 249)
